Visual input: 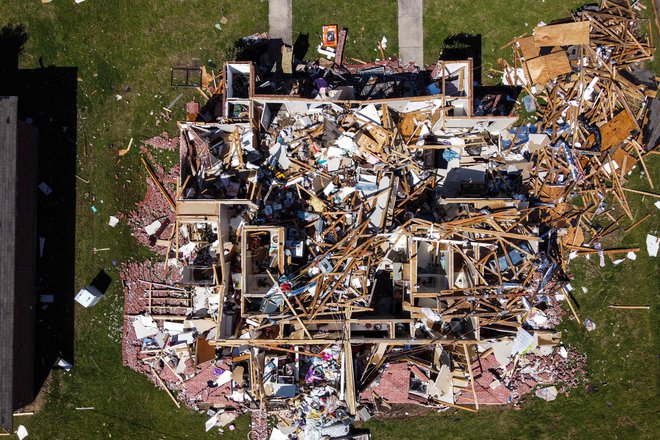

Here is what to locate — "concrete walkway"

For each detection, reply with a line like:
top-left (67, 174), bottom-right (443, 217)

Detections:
top-left (398, 0), bottom-right (424, 65)
top-left (269, 0), bottom-right (292, 45)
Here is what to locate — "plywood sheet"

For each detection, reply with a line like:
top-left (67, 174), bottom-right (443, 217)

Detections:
top-left (525, 51), bottom-right (572, 85)
top-left (611, 146), bottom-right (636, 173)
top-left (398, 110), bottom-right (428, 138)
top-left (196, 337), bottom-right (216, 364)
top-left (517, 36), bottom-right (561, 60)
top-left (177, 200), bottom-right (220, 217)
top-left (533, 22), bottom-right (590, 47)
top-left (600, 110), bottom-right (637, 151)
top-left (517, 36), bottom-right (542, 60)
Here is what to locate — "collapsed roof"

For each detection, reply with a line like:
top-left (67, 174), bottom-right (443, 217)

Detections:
top-left (122, 1), bottom-right (656, 437)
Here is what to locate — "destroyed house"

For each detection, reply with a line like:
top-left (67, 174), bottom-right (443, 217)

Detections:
top-left (224, 38), bottom-right (470, 101)
top-left (124, 2), bottom-right (656, 436)
top-left (165, 57), bottom-right (527, 418)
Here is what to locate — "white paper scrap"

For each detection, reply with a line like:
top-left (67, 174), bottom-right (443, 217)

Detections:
top-left (535, 386), bottom-right (558, 401)
top-left (558, 346), bottom-right (568, 359)
top-left (205, 414), bottom-right (218, 432)
top-left (144, 220), bottom-right (162, 236)
top-left (16, 425), bottom-right (28, 440)
top-left (216, 369), bottom-right (233, 386)
top-left (109, 216), bottom-right (119, 227)
top-left (646, 234), bottom-right (659, 257)
top-left (511, 329), bottom-right (536, 356)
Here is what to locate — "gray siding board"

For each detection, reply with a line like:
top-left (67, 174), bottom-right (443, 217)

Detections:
top-left (13, 119), bottom-right (37, 414)
top-left (0, 96), bottom-right (18, 432)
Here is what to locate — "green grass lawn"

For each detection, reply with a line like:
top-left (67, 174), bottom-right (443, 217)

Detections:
top-left (424, 0), bottom-right (586, 79)
top-left (292, 0), bottom-right (399, 62)
top-left (1, 0), bottom-right (658, 439)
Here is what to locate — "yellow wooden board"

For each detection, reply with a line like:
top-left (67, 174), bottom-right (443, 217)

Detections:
top-left (612, 146), bottom-right (637, 173)
top-left (525, 51), bottom-right (572, 85)
top-left (517, 36), bottom-right (562, 60)
top-left (533, 22), bottom-right (590, 47)
top-left (600, 110), bottom-right (637, 151)
top-left (517, 36), bottom-right (541, 59)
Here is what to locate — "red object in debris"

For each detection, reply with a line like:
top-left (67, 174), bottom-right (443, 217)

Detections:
top-left (118, 146), bottom-right (179, 255)
top-left (143, 132), bottom-right (179, 151)
top-left (322, 25), bottom-right (338, 47)
top-left (186, 101), bottom-right (199, 114)
top-left (364, 362), bottom-right (419, 404)
top-left (335, 28), bottom-right (348, 65)
top-left (457, 354), bottom-right (512, 405)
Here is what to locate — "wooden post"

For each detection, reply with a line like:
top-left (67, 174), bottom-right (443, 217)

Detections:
top-left (150, 367), bottom-right (181, 408)
top-left (608, 304), bottom-right (650, 310)
top-left (463, 343), bottom-right (479, 411)
top-left (141, 156), bottom-right (176, 211)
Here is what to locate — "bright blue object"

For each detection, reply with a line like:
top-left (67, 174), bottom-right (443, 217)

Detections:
top-left (442, 149), bottom-right (460, 161)
top-left (427, 83), bottom-right (441, 95)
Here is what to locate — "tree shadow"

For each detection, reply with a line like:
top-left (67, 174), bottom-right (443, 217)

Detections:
top-left (0, 23), bottom-right (27, 74)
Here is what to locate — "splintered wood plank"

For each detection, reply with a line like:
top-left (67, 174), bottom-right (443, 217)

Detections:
top-left (533, 22), bottom-right (590, 47)
top-left (462, 343), bottom-right (479, 410)
top-left (398, 110), bottom-right (428, 139)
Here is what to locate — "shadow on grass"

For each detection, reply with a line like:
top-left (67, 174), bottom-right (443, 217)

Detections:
top-left (0, 23), bottom-right (77, 400)
top-left (90, 270), bottom-right (112, 295)
top-left (0, 23), bottom-right (28, 75)
top-left (440, 33), bottom-right (482, 84)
